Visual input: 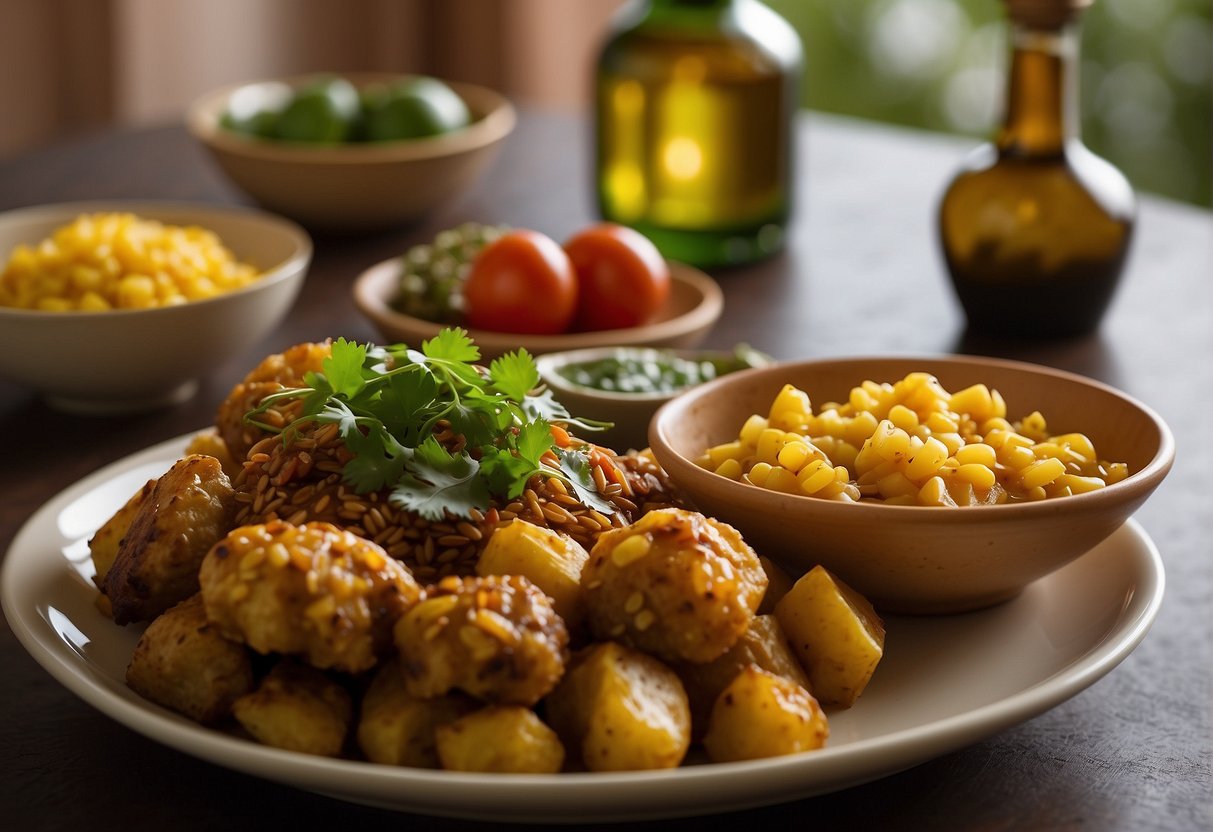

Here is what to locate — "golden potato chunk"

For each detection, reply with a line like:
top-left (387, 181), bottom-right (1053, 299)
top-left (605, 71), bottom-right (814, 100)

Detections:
top-left (183, 429), bottom-right (240, 480)
top-left (436, 706), bottom-right (564, 773)
top-left (89, 477), bottom-right (156, 616)
top-left (476, 519), bottom-right (590, 631)
top-left (676, 614), bottom-right (811, 737)
top-left (394, 574), bottom-right (568, 706)
top-left (232, 659), bottom-right (352, 757)
top-left (103, 454), bottom-right (236, 625)
top-left (702, 666), bottom-right (828, 763)
top-left (582, 508), bottom-right (766, 664)
top-left (200, 520), bottom-right (422, 673)
top-left (775, 565), bottom-right (886, 707)
top-left (357, 659), bottom-right (475, 768)
top-left (125, 594), bottom-right (253, 724)
top-left (545, 641), bottom-right (690, 772)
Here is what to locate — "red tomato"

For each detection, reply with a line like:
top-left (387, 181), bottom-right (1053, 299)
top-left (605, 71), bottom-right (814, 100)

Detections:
top-left (564, 224), bottom-right (670, 331)
top-left (462, 230), bottom-right (577, 334)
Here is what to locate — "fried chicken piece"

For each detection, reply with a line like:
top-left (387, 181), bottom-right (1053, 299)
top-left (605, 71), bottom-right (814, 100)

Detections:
top-left (125, 594), bottom-right (254, 724)
top-left (394, 574), bottom-right (568, 707)
top-left (581, 507), bottom-right (767, 664)
top-left (216, 341), bottom-right (332, 462)
top-left (103, 454), bottom-right (237, 625)
top-left (200, 520), bottom-right (422, 673)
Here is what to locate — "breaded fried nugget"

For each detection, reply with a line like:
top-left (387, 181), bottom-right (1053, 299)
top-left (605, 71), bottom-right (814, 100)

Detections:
top-left (216, 341), bottom-right (331, 461)
top-left (125, 594), bottom-right (254, 724)
top-left (200, 520), bottom-right (422, 673)
top-left (582, 507), bottom-right (767, 664)
top-left (394, 574), bottom-right (568, 706)
top-left (104, 454), bottom-right (236, 625)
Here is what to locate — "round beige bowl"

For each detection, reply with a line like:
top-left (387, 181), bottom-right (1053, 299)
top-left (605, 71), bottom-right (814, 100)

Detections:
top-left (187, 74), bottom-right (516, 231)
top-left (648, 355), bottom-right (1174, 614)
top-left (0, 201), bottom-right (311, 414)
top-left (352, 258), bottom-right (724, 360)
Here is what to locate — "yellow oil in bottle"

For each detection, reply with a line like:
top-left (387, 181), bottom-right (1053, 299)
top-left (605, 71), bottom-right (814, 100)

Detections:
top-left (595, 0), bottom-right (801, 267)
top-left (939, 1), bottom-right (1135, 339)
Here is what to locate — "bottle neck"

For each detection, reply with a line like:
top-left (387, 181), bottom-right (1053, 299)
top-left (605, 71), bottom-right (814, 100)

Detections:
top-left (997, 22), bottom-right (1080, 157)
top-left (644, 0), bottom-right (735, 27)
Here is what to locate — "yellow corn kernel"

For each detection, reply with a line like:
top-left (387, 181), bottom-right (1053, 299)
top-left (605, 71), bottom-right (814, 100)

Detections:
top-left (955, 463), bottom-right (997, 490)
top-left (1057, 474), bottom-right (1106, 494)
top-left (1050, 432), bottom-right (1097, 461)
top-left (954, 442), bottom-right (997, 467)
top-left (924, 411), bottom-right (959, 434)
top-left (777, 440), bottom-right (820, 473)
top-left (949, 384), bottom-right (997, 423)
top-left (933, 431), bottom-right (964, 456)
top-left (764, 466), bottom-right (802, 494)
top-left (903, 436), bottom-right (949, 481)
top-left (877, 470), bottom-right (918, 500)
top-left (917, 476), bottom-right (957, 507)
top-left (998, 442), bottom-right (1037, 470)
top-left (1020, 457), bottom-right (1067, 490)
top-left (797, 459), bottom-right (836, 495)
top-left (707, 441), bottom-right (746, 468)
top-left (746, 462), bottom-right (774, 487)
top-left (1104, 462), bottom-right (1129, 484)
top-left (714, 458), bottom-right (743, 480)
top-left (870, 420), bottom-right (911, 462)
top-left (1018, 411), bottom-right (1049, 440)
top-left (755, 428), bottom-right (788, 466)
top-left (739, 414), bottom-right (769, 446)
top-left (768, 384), bottom-right (811, 425)
top-left (887, 404), bottom-right (919, 433)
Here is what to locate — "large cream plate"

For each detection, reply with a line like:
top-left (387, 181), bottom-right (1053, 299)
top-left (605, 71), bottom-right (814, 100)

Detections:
top-left (1, 433), bottom-right (1164, 823)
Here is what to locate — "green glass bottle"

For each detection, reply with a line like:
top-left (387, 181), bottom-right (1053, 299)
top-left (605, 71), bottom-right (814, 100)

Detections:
top-left (938, 0), bottom-right (1135, 339)
top-left (594, 0), bottom-right (803, 268)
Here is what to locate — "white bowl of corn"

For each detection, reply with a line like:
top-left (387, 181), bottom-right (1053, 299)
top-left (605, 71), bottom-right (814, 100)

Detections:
top-left (0, 201), bottom-right (311, 413)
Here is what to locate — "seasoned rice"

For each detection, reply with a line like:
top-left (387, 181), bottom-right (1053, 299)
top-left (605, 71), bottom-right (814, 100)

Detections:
top-left (231, 419), bottom-right (685, 580)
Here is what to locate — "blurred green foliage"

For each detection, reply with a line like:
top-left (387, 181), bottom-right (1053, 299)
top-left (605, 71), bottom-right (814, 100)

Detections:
top-left (766, 0), bottom-right (1212, 206)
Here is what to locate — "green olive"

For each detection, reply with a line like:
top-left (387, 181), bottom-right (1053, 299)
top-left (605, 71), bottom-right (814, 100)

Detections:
top-left (273, 76), bottom-right (361, 144)
top-left (362, 77), bottom-right (471, 142)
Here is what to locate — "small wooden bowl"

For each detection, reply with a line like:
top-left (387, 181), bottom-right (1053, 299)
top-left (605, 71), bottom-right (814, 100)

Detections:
top-left (352, 258), bottom-right (723, 359)
top-left (187, 74), bottom-right (515, 232)
top-left (648, 355), bottom-right (1174, 614)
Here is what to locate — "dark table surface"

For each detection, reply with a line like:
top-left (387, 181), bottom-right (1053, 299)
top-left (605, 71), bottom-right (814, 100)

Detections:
top-left (1, 110), bottom-right (1210, 831)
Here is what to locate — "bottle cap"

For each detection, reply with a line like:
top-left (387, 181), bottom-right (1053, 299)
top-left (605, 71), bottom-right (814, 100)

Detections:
top-left (1004, 0), bottom-right (1092, 29)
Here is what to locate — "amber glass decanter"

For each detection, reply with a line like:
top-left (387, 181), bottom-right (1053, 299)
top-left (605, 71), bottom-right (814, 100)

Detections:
top-left (594, 0), bottom-right (802, 268)
top-left (939, 0), bottom-right (1135, 339)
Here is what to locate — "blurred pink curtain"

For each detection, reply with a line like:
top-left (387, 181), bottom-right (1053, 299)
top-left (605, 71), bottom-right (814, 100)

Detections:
top-left (0, 0), bottom-right (627, 157)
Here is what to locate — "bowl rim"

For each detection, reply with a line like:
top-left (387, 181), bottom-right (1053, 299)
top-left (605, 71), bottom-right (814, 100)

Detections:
top-left (0, 199), bottom-right (313, 319)
top-left (352, 256), bottom-right (725, 353)
top-left (536, 345), bottom-right (773, 404)
top-left (186, 73), bottom-right (517, 165)
top-left (649, 352), bottom-right (1176, 520)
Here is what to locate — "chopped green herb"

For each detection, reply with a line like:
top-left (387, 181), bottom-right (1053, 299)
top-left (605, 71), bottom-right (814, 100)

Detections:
top-left (245, 329), bottom-right (613, 521)
top-left (557, 345), bottom-right (771, 395)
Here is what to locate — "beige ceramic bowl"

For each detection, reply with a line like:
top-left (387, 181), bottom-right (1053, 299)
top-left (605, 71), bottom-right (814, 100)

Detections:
top-left (536, 346), bottom-right (772, 452)
top-left (186, 74), bottom-right (515, 231)
top-left (352, 257), bottom-right (724, 360)
top-left (0, 201), bottom-right (311, 414)
top-left (648, 355), bottom-right (1174, 614)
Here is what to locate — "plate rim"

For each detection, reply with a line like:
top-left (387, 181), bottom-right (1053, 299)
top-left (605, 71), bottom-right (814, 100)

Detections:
top-left (1, 432), bottom-right (1166, 823)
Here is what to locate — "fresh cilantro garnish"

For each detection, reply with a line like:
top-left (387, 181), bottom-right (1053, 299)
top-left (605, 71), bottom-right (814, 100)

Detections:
top-left (245, 329), bottom-right (615, 521)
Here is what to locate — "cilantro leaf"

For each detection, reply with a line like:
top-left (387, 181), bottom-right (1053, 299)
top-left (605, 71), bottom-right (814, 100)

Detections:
top-left (422, 328), bottom-right (480, 364)
top-left (555, 447), bottom-right (619, 516)
top-left (489, 349), bottom-right (540, 402)
top-left (523, 388), bottom-right (613, 434)
top-left (323, 338), bottom-right (370, 399)
top-left (391, 437), bottom-right (491, 521)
